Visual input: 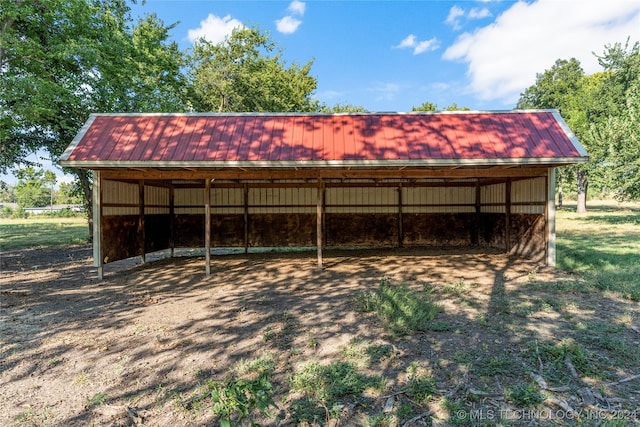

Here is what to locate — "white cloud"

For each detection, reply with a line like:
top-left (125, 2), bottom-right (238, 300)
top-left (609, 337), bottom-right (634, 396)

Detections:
top-left (469, 8), bottom-right (491, 19)
top-left (288, 0), bottom-right (306, 16)
top-left (395, 34), bottom-right (439, 55)
top-left (414, 38), bottom-right (440, 54)
top-left (276, 1), bottom-right (306, 34)
top-left (443, 0), bottom-right (640, 105)
top-left (446, 5), bottom-right (465, 30)
top-left (187, 14), bottom-right (243, 43)
top-left (398, 35), bottom-right (416, 49)
top-left (446, 5), bottom-right (492, 30)
top-left (276, 16), bottom-right (302, 34)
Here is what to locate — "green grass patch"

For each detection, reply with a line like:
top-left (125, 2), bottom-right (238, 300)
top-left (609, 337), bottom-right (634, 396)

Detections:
top-left (290, 361), bottom-right (384, 402)
top-left (340, 338), bottom-right (394, 368)
top-left (0, 217), bottom-right (88, 250)
top-left (556, 204), bottom-right (640, 301)
top-left (505, 382), bottom-right (544, 408)
top-left (355, 278), bottom-right (441, 336)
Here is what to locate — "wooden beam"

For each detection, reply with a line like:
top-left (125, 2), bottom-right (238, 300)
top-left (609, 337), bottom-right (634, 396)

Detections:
top-left (473, 181), bottom-right (481, 245)
top-left (398, 183), bottom-right (403, 247)
top-left (138, 179), bottom-right (146, 263)
top-left (505, 178), bottom-right (511, 253)
top-left (100, 166), bottom-right (549, 181)
top-left (94, 171), bottom-right (103, 280)
top-left (243, 183), bottom-right (249, 254)
top-left (546, 168), bottom-right (556, 266)
top-left (205, 179), bottom-right (211, 275)
top-left (169, 185), bottom-right (175, 257)
top-left (317, 180), bottom-right (324, 271)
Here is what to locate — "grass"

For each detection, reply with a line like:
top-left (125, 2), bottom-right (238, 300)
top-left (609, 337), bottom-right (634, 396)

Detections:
top-left (556, 201), bottom-right (640, 300)
top-left (355, 278), bottom-right (441, 336)
top-left (0, 217), bottom-right (88, 250)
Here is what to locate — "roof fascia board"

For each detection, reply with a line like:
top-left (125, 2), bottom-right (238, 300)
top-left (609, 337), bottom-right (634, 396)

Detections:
top-left (58, 114), bottom-right (97, 161)
top-left (59, 156), bottom-right (589, 169)
top-left (551, 110), bottom-right (589, 158)
top-left (86, 109), bottom-right (561, 118)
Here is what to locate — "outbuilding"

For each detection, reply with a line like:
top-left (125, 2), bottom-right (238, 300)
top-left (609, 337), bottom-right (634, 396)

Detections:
top-left (59, 110), bottom-right (588, 279)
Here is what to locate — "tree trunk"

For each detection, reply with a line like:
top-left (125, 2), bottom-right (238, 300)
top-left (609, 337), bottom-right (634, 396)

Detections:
top-left (577, 170), bottom-right (587, 214)
top-left (76, 169), bottom-right (94, 242)
top-left (557, 185), bottom-right (563, 209)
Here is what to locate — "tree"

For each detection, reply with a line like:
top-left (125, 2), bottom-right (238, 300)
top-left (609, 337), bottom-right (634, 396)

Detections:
top-left (14, 167), bottom-right (51, 207)
top-left (189, 26), bottom-right (318, 112)
top-left (319, 102), bottom-right (368, 113)
top-left (589, 40), bottom-right (640, 200)
top-left (56, 181), bottom-right (84, 205)
top-left (1, 0), bottom-right (190, 236)
top-left (412, 102), bottom-right (471, 111)
top-left (0, 180), bottom-right (15, 203)
top-left (517, 58), bottom-right (591, 212)
top-left (517, 42), bottom-right (640, 208)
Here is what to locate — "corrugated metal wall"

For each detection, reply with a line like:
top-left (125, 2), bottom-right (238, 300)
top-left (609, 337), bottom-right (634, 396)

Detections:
top-left (103, 177), bottom-right (546, 215)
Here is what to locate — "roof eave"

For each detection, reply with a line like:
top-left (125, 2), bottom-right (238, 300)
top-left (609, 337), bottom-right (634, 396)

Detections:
top-left (59, 157), bottom-right (589, 170)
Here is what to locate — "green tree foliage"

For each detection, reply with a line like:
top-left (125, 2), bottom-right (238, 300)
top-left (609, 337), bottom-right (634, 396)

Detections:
top-left (1, 0), bottom-right (190, 234)
top-left (14, 167), bottom-right (53, 208)
top-left (412, 102), bottom-right (471, 111)
top-left (516, 41), bottom-right (640, 207)
top-left (189, 26), bottom-right (318, 112)
top-left (0, 180), bottom-right (15, 203)
top-left (55, 181), bottom-right (84, 205)
top-left (319, 102), bottom-right (368, 113)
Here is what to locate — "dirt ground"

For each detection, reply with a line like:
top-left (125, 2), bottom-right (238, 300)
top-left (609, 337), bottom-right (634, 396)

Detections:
top-left (1, 245), bottom-right (638, 426)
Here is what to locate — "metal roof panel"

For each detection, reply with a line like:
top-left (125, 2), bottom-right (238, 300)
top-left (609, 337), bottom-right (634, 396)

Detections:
top-left (60, 111), bottom-right (588, 168)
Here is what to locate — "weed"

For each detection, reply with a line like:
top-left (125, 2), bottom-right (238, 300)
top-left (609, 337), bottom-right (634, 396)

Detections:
top-left (474, 354), bottom-right (515, 377)
top-left (290, 361), bottom-right (384, 402)
top-left (505, 382), bottom-right (544, 407)
top-left (367, 344), bottom-right (394, 364)
top-left (207, 371), bottom-right (277, 427)
top-left (527, 267), bottom-right (539, 283)
top-left (306, 332), bottom-right (317, 349)
top-left (341, 339), bottom-right (393, 368)
top-left (233, 354), bottom-right (275, 378)
top-left (363, 413), bottom-right (395, 427)
top-left (442, 279), bottom-right (473, 297)
top-left (289, 397), bottom-right (333, 425)
top-left (396, 402), bottom-right (415, 419)
top-left (262, 326), bottom-right (275, 342)
top-left (85, 392), bottom-right (109, 409)
top-left (533, 339), bottom-right (599, 381)
top-left (72, 370), bottom-right (89, 385)
top-left (355, 279), bottom-right (441, 336)
top-left (406, 372), bottom-right (437, 403)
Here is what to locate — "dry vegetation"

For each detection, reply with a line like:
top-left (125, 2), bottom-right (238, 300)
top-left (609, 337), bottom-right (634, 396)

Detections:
top-left (1, 203), bottom-right (639, 426)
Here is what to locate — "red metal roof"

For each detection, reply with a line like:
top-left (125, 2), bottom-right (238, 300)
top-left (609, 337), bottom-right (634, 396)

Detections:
top-left (60, 111), bottom-right (588, 168)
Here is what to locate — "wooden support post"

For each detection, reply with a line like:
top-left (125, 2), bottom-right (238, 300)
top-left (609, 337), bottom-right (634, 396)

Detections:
top-left (243, 184), bottom-right (249, 254)
top-left (317, 180), bottom-right (323, 271)
top-left (546, 168), bottom-right (556, 266)
top-left (93, 171), bottom-right (103, 280)
top-left (473, 181), bottom-right (481, 245)
top-left (505, 178), bottom-right (511, 253)
top-left (139, 179), bottom-right (146, 264)
top-left (169, 185), bottom-right (175, 257)
top-left (398, 183), bottom-right (403, 247)
top-left (205, 179), bottom-right (211, 276)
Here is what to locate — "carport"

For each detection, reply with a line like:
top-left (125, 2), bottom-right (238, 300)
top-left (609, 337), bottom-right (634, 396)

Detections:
top-left (59, 110), bottom-right (588, 279)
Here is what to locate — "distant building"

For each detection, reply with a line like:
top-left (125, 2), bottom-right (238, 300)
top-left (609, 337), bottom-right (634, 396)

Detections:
top-left (23, 204), bottom-right (84, 215)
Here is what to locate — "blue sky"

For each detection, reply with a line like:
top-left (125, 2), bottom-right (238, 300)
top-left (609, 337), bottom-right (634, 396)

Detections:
top-left (2, 0), bottom-right (639, 185)
top-left (130, 0), bottom-right (640, 111)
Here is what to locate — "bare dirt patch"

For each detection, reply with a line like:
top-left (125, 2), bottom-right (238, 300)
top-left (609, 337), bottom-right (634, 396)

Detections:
top-left (1, 246), bottom-right (639, 426)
